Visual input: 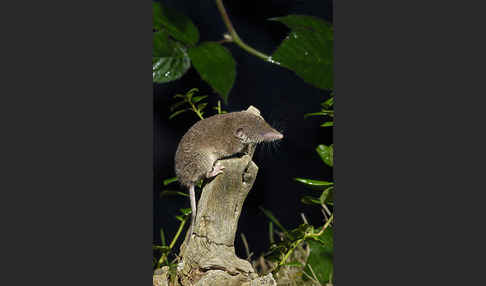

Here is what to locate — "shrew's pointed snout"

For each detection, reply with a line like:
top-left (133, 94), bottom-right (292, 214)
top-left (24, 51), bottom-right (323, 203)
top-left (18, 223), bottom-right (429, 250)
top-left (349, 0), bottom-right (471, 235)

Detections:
top-left (263, 130), bottom-right (284, 141)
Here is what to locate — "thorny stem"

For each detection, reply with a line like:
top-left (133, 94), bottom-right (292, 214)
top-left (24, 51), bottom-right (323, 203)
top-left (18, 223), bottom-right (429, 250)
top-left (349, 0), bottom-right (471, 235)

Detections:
top-left (215, 0), bottom-right (276, 64)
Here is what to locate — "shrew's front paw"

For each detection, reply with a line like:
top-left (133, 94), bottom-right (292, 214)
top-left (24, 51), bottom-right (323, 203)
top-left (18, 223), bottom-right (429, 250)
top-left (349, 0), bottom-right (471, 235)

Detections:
top-left (206, 162), bottom-right (225, 178)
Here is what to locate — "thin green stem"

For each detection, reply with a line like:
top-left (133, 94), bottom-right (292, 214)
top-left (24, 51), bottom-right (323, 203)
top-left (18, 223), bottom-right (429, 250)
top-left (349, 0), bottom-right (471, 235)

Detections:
top-left (276, 213), bottom-right (334, 271)
top-left (169, 218), bottom-right (187, 249)
top-left (316, 213), bottom-right (333, 237)
top-left (269, 221), bottom-right (274, 244)
top-left (216, 100), bottom-right (222, 114)
top-left (278, 237), bottom-right (305, 268)
top-left (188, 100), bottom-right (204, 120)
top-left (215, 0), bottom-right (276, 64)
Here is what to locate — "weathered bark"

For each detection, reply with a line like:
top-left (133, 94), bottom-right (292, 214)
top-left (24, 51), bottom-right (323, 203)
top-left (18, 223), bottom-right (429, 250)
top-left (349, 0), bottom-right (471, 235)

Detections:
top-left (172, 154), bottom-right (275, 286)
top-left (153, 267), bottom-right (169, 286)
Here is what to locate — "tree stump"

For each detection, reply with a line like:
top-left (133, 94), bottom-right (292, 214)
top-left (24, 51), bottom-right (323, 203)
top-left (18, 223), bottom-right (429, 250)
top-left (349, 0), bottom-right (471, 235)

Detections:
top-left (174, 154), bottom-right (276, 286)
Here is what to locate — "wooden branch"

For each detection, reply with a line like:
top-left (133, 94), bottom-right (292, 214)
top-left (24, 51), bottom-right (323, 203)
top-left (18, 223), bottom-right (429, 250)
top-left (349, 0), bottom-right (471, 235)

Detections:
top-left (173, 154), bottom-right (276, 286)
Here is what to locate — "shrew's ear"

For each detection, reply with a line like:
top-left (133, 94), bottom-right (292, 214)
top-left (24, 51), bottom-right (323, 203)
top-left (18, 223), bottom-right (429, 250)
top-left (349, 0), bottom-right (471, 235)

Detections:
top-left (246, 106), bottom-right (262, 118)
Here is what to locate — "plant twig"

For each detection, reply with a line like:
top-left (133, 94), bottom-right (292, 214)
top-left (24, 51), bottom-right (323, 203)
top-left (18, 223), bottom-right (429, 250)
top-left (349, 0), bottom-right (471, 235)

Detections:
top-left (321, 203), bottom-right (332, 218)
top-left (215, 0), bottom-right (278, 64)
top-left (316, 213), bottom-right (333, 237)
top-left (321, 207), bottom-right (329, 221)
top-left (169, 218), bottom-right (187, 249)
top-left (307, 264), bottom-right (323, 286)
top-left (275, 213), bottom-right (334, 272)
top-left (188, 100), bottom-right (204, 120)
top-left (269, 221), bottom-right (275, 244)
top-left (240, 233), bottom-right (252, 260)
top-left (278, 237), bottom-right (305, 269)
top-left (300, 213), bottom-right (309, 224)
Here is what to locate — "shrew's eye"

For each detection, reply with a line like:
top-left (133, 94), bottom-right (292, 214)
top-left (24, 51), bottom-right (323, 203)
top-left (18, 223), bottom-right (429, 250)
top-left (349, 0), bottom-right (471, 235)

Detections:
top-left (235, 128), bottom-right (245, 139)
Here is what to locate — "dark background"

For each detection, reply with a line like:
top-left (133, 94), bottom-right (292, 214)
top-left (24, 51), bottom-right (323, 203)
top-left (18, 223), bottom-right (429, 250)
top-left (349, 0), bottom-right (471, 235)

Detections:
top-left (4, 0), bottom-right (486, 285)
top-left (154, 0), bottom-right (333, 257)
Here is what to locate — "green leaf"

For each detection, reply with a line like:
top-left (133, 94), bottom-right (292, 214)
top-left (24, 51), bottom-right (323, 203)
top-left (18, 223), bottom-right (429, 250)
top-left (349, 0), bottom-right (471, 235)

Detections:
top-left (180, 208), bottom-right (192, 216)
top-left (153, 41), bottom-right (191, 83)
top-left (294, 178), bottom-right (333, 190)
top-left (169, 100), bottom-right (188, 112)
top-left (321, 121), bottom-right (333, 127)
top-left (152, 2), bottom-right (199, 45)
top-left (160, 228), bottom-right (167, 247)
top-left (289, 224), bottom-right (314, 240)
top-left (153, 30), bottom-right (173, 57)
top-left (186, 88), bottom-right (199, 101)
top-left (270, 15), bottom-right (333, 40)
top-left (153, 245), bottom-right (171, 253)
top-left (304, 112), bottom-right (327, 118)
top-left (188, 42), bottom-right (236, 103)
top-left (153, 2), bottom-right (164, 30)
top-left (301, 195), bottom-right (322, 206)
top-left (259, 207), bottom-right (288, 234)
top-left (322, 96), bottom-right (334, 108)
top-left (169, 108), bottom-right (189, 119)
top-left (304, 227), bottom-right (333, 284)
top-left (163, 177), bottom-right (178, 186)
top-left (175, 208), bottom-right (192, 222)
top-left (271, 15), bottom-right (333, 90)
top-left (281, 262), bottom-right (304, 267)
top-left (316, 144), bottom-right (333, 167)
top-left (320, 186), bottom-right (333, 204)
top-left (197, 103), bottom-right (208, 111)
top-left (192, 95), bottom-right (208, 103)
top-left (265, 242), bottom-right (290, 262)
top-left (304, 110), bottom-right (333, 118)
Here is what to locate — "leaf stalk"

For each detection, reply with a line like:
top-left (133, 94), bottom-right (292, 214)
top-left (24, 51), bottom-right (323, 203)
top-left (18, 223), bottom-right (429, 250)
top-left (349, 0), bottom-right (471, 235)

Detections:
top-left (215, 0), bottom-right (276, 64)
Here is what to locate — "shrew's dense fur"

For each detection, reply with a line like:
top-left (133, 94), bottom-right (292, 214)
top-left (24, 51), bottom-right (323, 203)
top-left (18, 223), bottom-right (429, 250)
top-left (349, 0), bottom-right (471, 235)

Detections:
top-left (175, 106), bottom-right (283, 187)
top-left (174, 106), bottom-right (283, 238)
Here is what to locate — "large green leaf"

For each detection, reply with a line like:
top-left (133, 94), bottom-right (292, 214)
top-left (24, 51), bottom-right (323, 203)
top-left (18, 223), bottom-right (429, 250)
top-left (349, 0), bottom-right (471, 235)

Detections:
top-left (188, 42), bottom-right (236, 103)
top-left (153, 34), bottom-right (191, 83)
top-left (270, 15), bottom-right (333, 90)
top-left (304, 227), bottom-right (333, 284)
top-left (153, 30), bottom-right (173, 57)
top-left (153, 2), bottom-right (164, 30)
top-left (316, 144), bottom-right (333, 167)
top-left (152, 2), bottom-right (199, 45)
